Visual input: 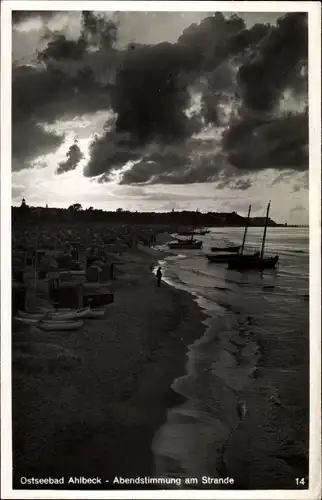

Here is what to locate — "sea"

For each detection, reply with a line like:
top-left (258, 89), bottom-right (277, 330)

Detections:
top-left (152, 227), bottom-right (310, 489)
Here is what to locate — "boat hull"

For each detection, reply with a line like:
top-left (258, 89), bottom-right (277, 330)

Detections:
top-left (168, 241), bottom-right (203, 249)
top-left (81, 308), bottom-right (106, 319)
top-left (206, 252), bottom-right (258, 263)
top-left (228, 255), bottom-right (279, 270)
top-left (206, 253), bottom-right (240, 263)
top-left (18, 306), bottom-right (107, 321)
top-left (210, 246), bottom-right (240, 253)
top-left (18, 307), bottom-right (91, 321)
top-left (178, 230), bottom-right (209, 236)
top-left (48, 307), bottom-right (91, 321)
top-left (38, 320), bottom-right (84, 331)
top-left (14, 316), bottom-right (40, 325)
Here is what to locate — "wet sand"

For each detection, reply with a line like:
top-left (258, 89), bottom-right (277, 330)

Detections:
top-left (12, 248), bottom-right (207, 489)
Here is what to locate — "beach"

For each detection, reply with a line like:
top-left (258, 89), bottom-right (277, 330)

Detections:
top-left (12, 246), bottom-right (207, 489)
top-left (11, 227), bottom-right (310, 491)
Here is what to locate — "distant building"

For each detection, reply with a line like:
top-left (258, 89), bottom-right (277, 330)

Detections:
top-left (20, 197), bottom-right (29, 211)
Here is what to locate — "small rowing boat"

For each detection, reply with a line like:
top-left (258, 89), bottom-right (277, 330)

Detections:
top-left (168, 240), bottom-right (203, 250)
top-left (18, 305), bottom-right (107, 321)
top-left (13, 316), bottom-right (84, 330)
top-left (37, 319), bottom-right (84, 331)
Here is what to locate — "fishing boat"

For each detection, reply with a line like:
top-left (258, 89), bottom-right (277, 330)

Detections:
top-left (17, 310), bottom-right (45, 320)
top-left (168, 239), bottom-right (203, 250)
top-left (14, 316), bottom-right (42, 325)
top-left (18, 305), bottom-right (106, 321)
top-left (37, 319), bottom-right (84, 331)
top-left (81, 307), bottom-right (106, 319)
top-left (13, 316), bottom-right (84, 330)
top-left (174, 236), bottom-right (198, 244)
top-left (18, 306), bottom-right (91, 321)
top-left (228, 201), bottom-right (279, 270)
top-left (47, 306), bottom-right (91, 321)
top-left (206, 206), bottom-right (255, 264)
top-left (228, 254), bottom-right (279, 270)
top-left (210, 245), bottom-right (240, 253)
top-left (206, 252), bottom-right (243, 263)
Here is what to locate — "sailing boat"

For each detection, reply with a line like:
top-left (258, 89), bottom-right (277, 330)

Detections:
top-left (168, 230), bottom-right (203, 249)
top-left (169, 217), bottom-right (203, 249)
top-left (227, 201), bottom-right (279, 270)
top-left (206, 205), bottom-right (255, 263)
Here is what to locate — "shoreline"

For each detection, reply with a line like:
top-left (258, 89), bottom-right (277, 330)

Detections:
top-left (12, 247), bottom-right (208, 489)
top-left (150, 250), bottom-right (309, 489)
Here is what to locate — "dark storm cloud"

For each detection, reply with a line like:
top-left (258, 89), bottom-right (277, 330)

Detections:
top-left (13, 64), bottom-right (108, 123)
top-left (84, 12), bottom-right (308, 185)
top-left (224, 110), bottom-right (308, 172)
top-left (12, 120), bottom-right (64, 172)
top-left (237, 13), bottom-right (308, 112)
top-left (12, 11), bottom-right (119, 169)
top-left (84, 13), bottom-right (262, 181)
top-left (38, 35), bottom-right (87, 61)
top-left (12, 62), bottom-right (109, 170)
top-left (37, 11), bottom-right (118, 63)
top-left (56, 141), bottom-right (84, 175)
top-left (118, 143), bottom-right (229, 185)
top-left (84, 131), bottom-right (142, 180)
top-left (12, 11), bottom-right (308, 182)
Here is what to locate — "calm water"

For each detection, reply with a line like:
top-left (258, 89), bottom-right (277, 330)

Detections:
top-left (152, 227), bottom-right (309, 489)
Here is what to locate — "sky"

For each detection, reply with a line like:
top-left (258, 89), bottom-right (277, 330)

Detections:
top-left (11, 7), bottom-right (309, 224)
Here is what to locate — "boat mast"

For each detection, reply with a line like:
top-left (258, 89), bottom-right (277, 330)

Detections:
top-left (260, 201), bottom-right (271, 259)
top-left (240, 205), bottom-right (252, 256)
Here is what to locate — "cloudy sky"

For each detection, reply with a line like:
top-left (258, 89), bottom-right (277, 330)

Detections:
top-left (11, 8), bottom-right (309, 223)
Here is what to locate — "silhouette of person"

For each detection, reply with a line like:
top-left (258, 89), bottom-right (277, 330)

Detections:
top-left (156, 267), bottom-right (162, 287)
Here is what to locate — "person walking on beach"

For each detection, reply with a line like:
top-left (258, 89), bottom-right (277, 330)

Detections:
top-left (156, 267), bottom-right (162, 287)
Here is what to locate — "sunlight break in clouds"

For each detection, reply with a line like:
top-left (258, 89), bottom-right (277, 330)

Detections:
top-left (11, 9), bottom-right (310, 223)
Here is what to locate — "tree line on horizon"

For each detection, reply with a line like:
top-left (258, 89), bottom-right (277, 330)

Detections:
top-left (12, 202), bottom-right (279, 227)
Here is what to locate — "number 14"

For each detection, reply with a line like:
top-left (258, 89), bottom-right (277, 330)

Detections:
top-left (295, 477), bottom-right (306, 486)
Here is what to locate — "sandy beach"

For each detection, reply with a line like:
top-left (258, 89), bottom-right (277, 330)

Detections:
top-left (12, 247), bottom-right (207, 489)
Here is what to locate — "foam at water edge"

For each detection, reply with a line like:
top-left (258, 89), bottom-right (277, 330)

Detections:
top-left (151, 259), bottom-right (262, 482)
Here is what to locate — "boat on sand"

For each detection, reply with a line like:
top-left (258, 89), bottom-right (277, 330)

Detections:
top-left (228, 202), bottom-right (279, 270)
top-left (228, 254), bottom-right (279, 270)
top-left (13, 316), bottom-right (84, 331)
top-left (18, 306), bottom-right (106, 321)
top-left (206, 207), bottom-right (255, 264)
top-left (206, 252), bottom-right (255, 263)
top-left (210, 245), bottom-right (240, 253)
top-left (168, 240), bottom-right (203, 249)
top-left (38, 320), bottom-right (84, 331)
